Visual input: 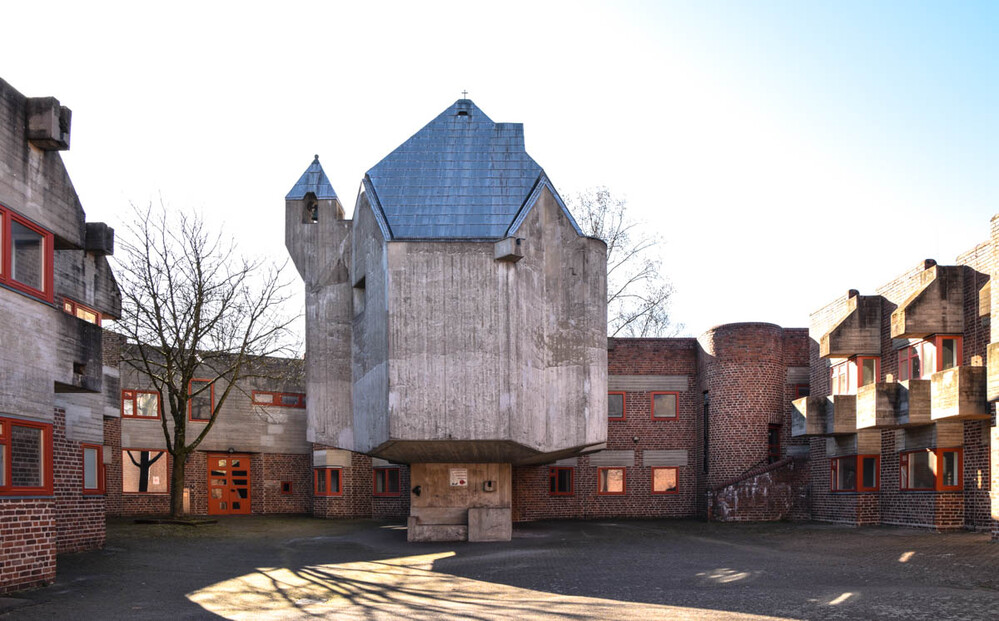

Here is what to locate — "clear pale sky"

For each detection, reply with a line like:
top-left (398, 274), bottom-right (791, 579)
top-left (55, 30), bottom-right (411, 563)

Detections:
top-left (4, 1), bottom-right (997, 337)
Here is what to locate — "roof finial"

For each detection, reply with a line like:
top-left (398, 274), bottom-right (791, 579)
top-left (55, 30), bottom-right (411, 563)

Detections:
top-left (314, 154), bottom-right (319, 161)
top-left (461, 90), bottom-right (468, 99)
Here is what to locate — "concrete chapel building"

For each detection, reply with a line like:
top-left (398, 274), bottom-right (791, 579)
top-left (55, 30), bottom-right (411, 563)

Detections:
top-left (286, 100), bottom-right (609, 541)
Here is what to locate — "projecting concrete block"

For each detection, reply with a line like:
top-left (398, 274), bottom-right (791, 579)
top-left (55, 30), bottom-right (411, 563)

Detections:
top-left (468, 507), bottom-right (512, 542)
top-left (406, 517), bottom-right (468, 542)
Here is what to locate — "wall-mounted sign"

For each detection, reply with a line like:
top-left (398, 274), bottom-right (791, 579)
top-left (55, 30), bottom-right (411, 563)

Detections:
top-left (450, 468), bottom-right (468, 487)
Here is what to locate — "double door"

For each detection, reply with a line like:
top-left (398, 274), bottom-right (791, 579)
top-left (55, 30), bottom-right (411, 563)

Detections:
top-left (207, 454), bottom-right (251, 515)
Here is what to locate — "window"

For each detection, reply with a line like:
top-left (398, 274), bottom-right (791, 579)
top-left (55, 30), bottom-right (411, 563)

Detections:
top-left (651, 467), bottom-right (678, 494)
top-left (280, 481), bottom-right (293, 495)
top-left (0, 206), bottom-right (54, 302)
top-left (597, 467), bottom-right (626, 495)
top-left (314, 468), bottom-right (342, 497)
top-left (81, 444), bottom-right (104, 494)
top-left (767, 424), bottom-right (781, 463)
top-left (898, 336), bottom-right (962, 381)
top-left (189, 379), bottom-right (214, 422)
top-left (794, 384), bottom-right (809, 398)
top-left (251, 391), bottom-right (306, 408)
top-left (122, 449), bottom-right (167, 493)
top-left (608, 392), bottom-right (625, 420)
top-left (900, 448), bottom-right (962, 491)
top-left (121, 390), bottom-right (161, 419)
top-left (651, 392), bottom-right (678, 420)
top-left (0, 416), bottom-right (53, 495)
top-left (62, 298), bottom-right (101, 326)
top-left (830, 455), bottom-right (879, 492)
top-left (549, 467), bottom-right (574, 496)
top-left (373, 467), bottom-right (401, 496)
top-left (830, 356), bottom-right (880, 395)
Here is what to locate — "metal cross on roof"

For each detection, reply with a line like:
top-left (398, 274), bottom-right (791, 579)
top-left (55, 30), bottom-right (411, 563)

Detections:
top-left (462, 90), bottom-right (468, 98)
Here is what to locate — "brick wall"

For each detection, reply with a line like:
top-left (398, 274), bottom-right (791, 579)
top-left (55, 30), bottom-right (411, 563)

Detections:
top-left (259, 453), bottom-right (313, 514)
top-left (313, 449), bottom-right (374, 518)
top-left (52, 410), bottom-right (104, 553)
top-left (708, 458), bottom-right (810, 522)
top-left (0, 498), bottom-right (56, 594)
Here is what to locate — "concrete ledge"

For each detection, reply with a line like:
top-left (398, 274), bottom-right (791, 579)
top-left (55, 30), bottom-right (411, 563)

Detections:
top-left (468, 507), bottom-right (512, 542)
top-left (406, 517), bottom-right (468, 542)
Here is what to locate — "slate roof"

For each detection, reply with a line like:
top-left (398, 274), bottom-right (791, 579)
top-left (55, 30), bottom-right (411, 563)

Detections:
top-left (365, 99), bottom-right (544, 240)
top-left (286, 155), bottom-right (338, 200)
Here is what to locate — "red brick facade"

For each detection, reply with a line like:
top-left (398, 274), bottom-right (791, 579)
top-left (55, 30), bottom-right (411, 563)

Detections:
top-left (0, 498), bottom-right (56, 594)
top-left (52, 410), bottom-right (105, 553)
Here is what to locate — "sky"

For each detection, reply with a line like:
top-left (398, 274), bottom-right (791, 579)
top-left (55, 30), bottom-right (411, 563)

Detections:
top-left (3, 1), bottom-right (997, 338)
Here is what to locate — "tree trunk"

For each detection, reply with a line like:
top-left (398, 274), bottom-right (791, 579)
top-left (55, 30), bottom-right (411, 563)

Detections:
top-left (170, 450), bottom-right (187, 518)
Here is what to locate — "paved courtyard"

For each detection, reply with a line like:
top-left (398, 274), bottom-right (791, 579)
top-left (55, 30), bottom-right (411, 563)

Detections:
top-left (1, 517), bottom-right (997, 620)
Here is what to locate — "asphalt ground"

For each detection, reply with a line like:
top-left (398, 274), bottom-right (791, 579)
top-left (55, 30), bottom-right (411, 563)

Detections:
top-left (1, 516), bottom-right (997, 620)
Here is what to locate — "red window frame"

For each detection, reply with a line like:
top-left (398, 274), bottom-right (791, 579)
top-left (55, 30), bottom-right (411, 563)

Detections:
top-left (251, 391), bottom-right (306, 408)
top-left (122, 449), bottom-right (169, 494)
top-left (830, 455), bottom-right (880, 492)
top-left (898, 336), bottom-right (962, 381)
top-left (0, 205), bottom-right (54, 303)
top-left (548, 466), bottom-right (574, 496)
top-left (280, 481), bottom-right (293, 495)
top-left (373, 467), bottom-right (401, 497)
top-left (314, 467), bottom-right (342, 497)
top-left (81, 443), bottom-right (105, 495)
top-left (0, 416), bottom-right (54, 496)
top-left (597, 467), bottom-right (626, 495)
top-left (793, 384), bottom-right (809, 398)
top-left (62, 298), bottom-right (102, 326)
top-left (121, 389), bottom-right (162, 419)
top-left (650, 391), bottom-right (678, 421)
top-left (608, 392), bottom-right (626, 421)
top-left (650, 466), bottom-right (678, 495)
top-left (900, 448), bottom-right (963, 491)
top-left (830, 357), bottom-right (880, 395)
top-left (188, 379), bottom-right (215, 422)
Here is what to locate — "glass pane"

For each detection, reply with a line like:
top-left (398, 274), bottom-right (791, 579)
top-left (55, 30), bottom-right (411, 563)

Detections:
top-left (83, 447), bottom-right (98, 489)
top-left (911, 349), bottom-right (921, 379)
top-left (0, 444), bottom-right (6, 487)
top-left (941, 451), bottom-right (959, 487)
top-left (608, 394), bottom-right (624, 418)
top-left (653, 468), bottom-right (677, 493)
top-left (557, 468), bottom-right (571, 493)
top-left (232, 502), bottom-right (240, 510)
top-left (123, 399), bottom-right (134, 416)
top-left (217, 459), bottom-right (227, 467)
top-left (600, 468), bottom-right (624, 493)
top-left (316, 470), bottom-right (327, 494)
top-left (861, 359), bottom-right (877, 386)
top-left (388, 471), bottom-right (400, 493)
top-left (836, 457), bottom-right (857, 491)
top-left (122, 450), bottom-right (167, 493)
top-left (211, 488), bottom-right (223, 499)
top-left (230, 460), bottom-right (240, 468)
top-left (136, 393), bottom-right (158, 418)
top-left (909, 451), bottom-right (935, 489)
top-left (330, 470), bottom-right (341, 493)
top-left (210, 470), bottom-right (226, 477)
top-left (256, 392), bottom-right (274, 404)
top-left (941, 339), bottom-right (957, 370)
top-left (76, 307), bottom-right (98, 324)
top-left (11, 425), bottom-right (43, 487)
top-left (190, 381), bottom-right (212, 420)
top-left (653, 393), bottom-right (677, 418)
top-left (232, 470), bottom-right (247, 476)
top-left (233, 479), bottom-right (247, 486)
top-left (211, 478), bottom-right (226, 486)
top-left (281, 395), bottom-right (299, 406)
top-left (861, 457), bottom-right (877, 489)
top-left (236, 488), bottom-right (248, 499)
top-left (11, 220), bottom-right (44, 291)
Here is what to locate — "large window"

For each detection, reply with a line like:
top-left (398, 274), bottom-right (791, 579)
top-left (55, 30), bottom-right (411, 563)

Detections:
top-left (900, 448), bottom-right (962, 491)
top-left (549, 467), bottom-right (574, 496)
top-left (830, 455), bottom-right (879, 492)
top-left (651, 392), bottom-right (678, 420)
top-left (597, 467), bottom-right (626, 495)
top-left (251, 391), bottom-right (306, 408)
top-left (314, 468), bottom-right (342, 497)
top-left (830, 356), bottom-right (880, 395)
top-left (651, 467), bottom-right (678, 495)
top-left (189, 379), bottom-right (214, 422)
top-left (122, 449), bottom-right (167, 493)
top-left (608, 392), bottom-right (626, 421)
top-left (373, 467), bottom-right (400, 497)
top-left (0, 206), bottom-right (54, 302)
top-left (0, 416), bottom-right (53, 495)
top-left (122, 390), bottom-right (161, 419)
top-left (81, 444), bottom-right (104, 495)
top-left (898, 336), bottom-right (962, 381)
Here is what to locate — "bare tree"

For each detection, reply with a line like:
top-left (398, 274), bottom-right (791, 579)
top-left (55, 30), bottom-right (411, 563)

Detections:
top-left (568, 187), bottom-right (681, 337)
top-left (113, 203), bottom-right (297, 517)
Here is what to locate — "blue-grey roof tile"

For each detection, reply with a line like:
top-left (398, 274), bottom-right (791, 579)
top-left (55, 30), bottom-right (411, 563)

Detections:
top-left (286, 155), bottom-right (338, 200)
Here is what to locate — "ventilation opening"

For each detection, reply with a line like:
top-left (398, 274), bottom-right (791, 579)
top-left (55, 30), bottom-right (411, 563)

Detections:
top-left (457, 110), bottom-right (469, 117)
top-left (302, 192), bottom-right (319, 224)
top-left (353, 277), bottom-right (366, 315)
top-left (73, 362), bottom-right (86, 376)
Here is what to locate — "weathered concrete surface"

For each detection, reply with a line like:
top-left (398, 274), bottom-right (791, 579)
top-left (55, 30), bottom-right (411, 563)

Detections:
top-left (468, 507), bottom-right (513, 541)
top-left (890, 264), bottom-right (964, 338)
top-left (8, 517), bottom-right (999, 620)
top-left (820, 294), bottom-right (882, 357)
top-left (929, 365), bottom-right (989, 421)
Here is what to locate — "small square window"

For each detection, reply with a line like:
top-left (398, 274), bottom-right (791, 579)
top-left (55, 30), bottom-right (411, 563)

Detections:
top-left (122, 390), bottom-right (161, 419)
top-left (280, 481), bottom-right (293, 495)
top-left (122, 450), bottom-right (168, 493)
top-left (651, 392), bottom-right (678, 420)
top-left (373, 468), bottom-right (401, 496)
top-left (608, 392), bottom-right (625, 420)
top-left (651, 467), bottom-right (678, 494)
top-left (597, 467), bottom-right (626, 495)
top-left (549, 467), bottom-right (574, 495)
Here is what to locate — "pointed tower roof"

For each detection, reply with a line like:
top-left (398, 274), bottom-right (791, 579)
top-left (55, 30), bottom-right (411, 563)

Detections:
top-left (286, 155), bottom-right (338, 200)
top-left (364, 99), bottom-right (544, 239)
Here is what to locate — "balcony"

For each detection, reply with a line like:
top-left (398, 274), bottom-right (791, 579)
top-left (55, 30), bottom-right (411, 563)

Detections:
top-left (820, 294), bottom-right (881, 358)
top-left (930, 365), bottom-right (989, 421)
top-left (890, 264), bottom-right (964, 339)
top-left (855, 380), bottom-right (931, 429)
top-left (792, 395), bottom-right (856, 437)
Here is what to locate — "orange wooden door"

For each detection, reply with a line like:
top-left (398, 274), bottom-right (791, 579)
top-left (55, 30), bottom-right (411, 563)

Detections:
top-left (207, 454), bottom-right (252, 515)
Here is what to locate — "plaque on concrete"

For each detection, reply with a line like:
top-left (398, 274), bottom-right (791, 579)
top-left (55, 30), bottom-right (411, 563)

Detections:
top-left (449, 468), bottom-right (468, 487)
